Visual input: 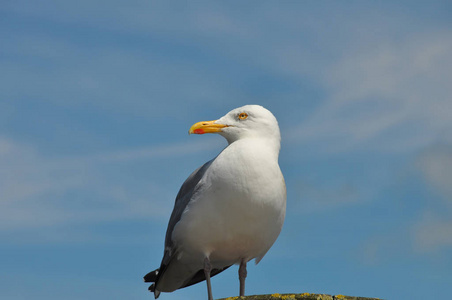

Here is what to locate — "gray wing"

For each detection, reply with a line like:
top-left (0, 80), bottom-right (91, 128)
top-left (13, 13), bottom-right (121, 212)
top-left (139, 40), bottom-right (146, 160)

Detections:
top-left (144, 159), bottom-right (230, 296)
top-left (163, 159), bottom-right (213, 252)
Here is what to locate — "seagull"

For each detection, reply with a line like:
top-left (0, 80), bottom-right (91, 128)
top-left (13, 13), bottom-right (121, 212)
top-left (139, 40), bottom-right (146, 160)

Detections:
top-left (144, 105), bottom-right (286, 300)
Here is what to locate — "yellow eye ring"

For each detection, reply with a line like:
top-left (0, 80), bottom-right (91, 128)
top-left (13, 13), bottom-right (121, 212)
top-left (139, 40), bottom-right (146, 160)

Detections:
top-left (238, 112), bottom-right (248, 120)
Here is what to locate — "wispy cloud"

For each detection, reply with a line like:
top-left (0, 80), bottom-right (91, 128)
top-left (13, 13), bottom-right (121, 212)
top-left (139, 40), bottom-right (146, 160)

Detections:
top-left (292, 179), bottom-right (361, 213)
top-left (287, 31), bottom-right (452, 154)
top-left (0, 136), bottom-right (222, 231)
top-left (1, 31), bottom-right (232, 119)
top-left (357, 145), bottom-right (452, 263)
top-left (358, 211), bottom-right (452, 265)
top-left (411, 144), bottom-right (452, 253)
top-left (412, 212), bottom-right (452, 254)
top-left (417, 144), bottom-right (452, 201)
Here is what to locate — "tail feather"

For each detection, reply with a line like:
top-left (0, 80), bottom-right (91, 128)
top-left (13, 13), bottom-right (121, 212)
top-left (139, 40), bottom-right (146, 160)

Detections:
top-left (143, 264), bottom-right (230, 298)
top-left (144, 269), bottom-right (161, 299)
top-left (148, 284), bottom-right (161, 298)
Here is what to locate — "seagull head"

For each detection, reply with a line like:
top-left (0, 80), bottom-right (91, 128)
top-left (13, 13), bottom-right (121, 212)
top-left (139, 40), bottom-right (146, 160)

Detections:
top-left (189, 105), bottom-right (281, 145)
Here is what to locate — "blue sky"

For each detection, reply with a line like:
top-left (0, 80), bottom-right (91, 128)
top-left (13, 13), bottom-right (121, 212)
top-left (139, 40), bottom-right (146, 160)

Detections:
top-left (1, 1), bottom-right (452, 299)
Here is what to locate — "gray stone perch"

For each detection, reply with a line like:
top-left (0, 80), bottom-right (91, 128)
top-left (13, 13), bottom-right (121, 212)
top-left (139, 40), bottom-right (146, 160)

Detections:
top-left (218, 293), bottom-right (381, 300)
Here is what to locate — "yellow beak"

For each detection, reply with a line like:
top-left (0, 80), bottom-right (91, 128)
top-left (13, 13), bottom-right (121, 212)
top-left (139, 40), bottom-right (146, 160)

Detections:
top-left (189, 120), bottom-right (228, 134)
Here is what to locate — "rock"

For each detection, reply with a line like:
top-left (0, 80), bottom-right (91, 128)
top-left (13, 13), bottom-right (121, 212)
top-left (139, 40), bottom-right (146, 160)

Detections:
top-left (218, 293), bottom-right (381, 300)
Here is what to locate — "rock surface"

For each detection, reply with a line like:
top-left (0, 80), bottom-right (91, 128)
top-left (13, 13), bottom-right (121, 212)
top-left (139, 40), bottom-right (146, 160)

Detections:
top-left (218, 293), bottom-right (381, 300)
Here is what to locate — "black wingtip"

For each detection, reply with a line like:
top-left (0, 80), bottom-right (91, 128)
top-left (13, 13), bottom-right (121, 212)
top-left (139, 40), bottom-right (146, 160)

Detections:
top-left (143, 269), bottom-right (159, 283)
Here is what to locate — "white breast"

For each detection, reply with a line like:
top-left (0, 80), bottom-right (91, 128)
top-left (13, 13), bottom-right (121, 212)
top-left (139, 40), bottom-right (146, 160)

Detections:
top-left (171, 139), bottom-right (286, 268)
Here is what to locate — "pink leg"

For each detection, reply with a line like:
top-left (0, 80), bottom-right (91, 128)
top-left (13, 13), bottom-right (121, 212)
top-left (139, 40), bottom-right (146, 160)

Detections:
top-left (239, 259), bottom-right (247, 296)
top-left (204, 257), bottom-right (213, 300)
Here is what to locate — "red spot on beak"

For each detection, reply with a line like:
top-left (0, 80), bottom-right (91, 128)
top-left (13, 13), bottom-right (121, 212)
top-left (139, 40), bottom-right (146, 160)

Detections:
top-left (194, 129), bottom-right (205, 134)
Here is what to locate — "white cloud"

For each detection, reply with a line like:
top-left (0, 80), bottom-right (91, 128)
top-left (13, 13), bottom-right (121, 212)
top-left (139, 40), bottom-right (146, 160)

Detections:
top-left (358, 229), bottom-right (409, 265)
top-left (0, 31), bottom-right (232, 119)
top-left (357, 144), bottom-right (452, 261)
top-left (358, 212), bottom-right (452, 264)
top-left (292, 179), bottom-right (361, 213)
top-left (0, 136), bottom-right (221, 231)
top-left (287, 31), bottom-right (452, 154)
top-left (412, 212), bottom-right (452, 253)
top-left (410, 145), bottom-right (452, 253)
top-left (417, 145), bottom-right (452, 201)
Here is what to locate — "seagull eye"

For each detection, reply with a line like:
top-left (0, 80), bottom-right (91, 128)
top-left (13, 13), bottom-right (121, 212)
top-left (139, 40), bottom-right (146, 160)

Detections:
top-left (238, 113), bottom-right (248, 120)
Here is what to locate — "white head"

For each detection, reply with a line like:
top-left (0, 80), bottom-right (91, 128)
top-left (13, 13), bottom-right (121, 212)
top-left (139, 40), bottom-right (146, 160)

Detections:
top-left (189, 105), bottom-right (281, 146)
